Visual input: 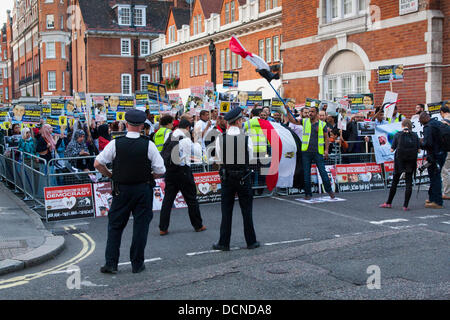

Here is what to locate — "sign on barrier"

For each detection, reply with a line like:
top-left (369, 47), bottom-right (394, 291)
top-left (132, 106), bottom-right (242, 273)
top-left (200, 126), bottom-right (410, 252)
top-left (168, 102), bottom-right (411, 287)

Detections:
top-left (44, 184), bottom-right (95, 222)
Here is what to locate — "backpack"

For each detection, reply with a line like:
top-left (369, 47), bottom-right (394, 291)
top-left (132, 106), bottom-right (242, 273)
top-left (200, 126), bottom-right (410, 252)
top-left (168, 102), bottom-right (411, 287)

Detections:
top-left (160, 132), bottom-right (182, 169)
top-left (397, 131), bottom-right (418, 161)
top-left (438, 119), bottom-right (450, 152)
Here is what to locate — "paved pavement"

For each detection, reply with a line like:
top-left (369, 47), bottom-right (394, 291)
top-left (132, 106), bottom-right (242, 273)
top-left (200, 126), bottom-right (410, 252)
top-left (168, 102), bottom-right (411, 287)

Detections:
top-left (0, 183), bottom-right (64, 275)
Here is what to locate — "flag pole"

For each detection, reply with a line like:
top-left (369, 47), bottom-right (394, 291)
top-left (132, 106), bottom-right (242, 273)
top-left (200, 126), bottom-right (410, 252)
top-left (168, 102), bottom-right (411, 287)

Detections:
top-left (266, 80), bottom-right (296, 119)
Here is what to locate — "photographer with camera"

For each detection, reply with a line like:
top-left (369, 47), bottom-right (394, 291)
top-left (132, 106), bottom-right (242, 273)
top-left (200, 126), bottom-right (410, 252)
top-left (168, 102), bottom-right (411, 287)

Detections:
top-left (419, 112), bottom-right (446, 209)
top-left (379, 119), bottom-right (419, 211)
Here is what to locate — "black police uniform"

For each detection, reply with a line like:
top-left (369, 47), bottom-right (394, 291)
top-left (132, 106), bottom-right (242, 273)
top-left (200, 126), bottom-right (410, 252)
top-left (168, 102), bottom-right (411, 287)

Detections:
top-left (100, 110), bottom-right (160, 274)
top-left (213, 108), bottom-right (259, 251)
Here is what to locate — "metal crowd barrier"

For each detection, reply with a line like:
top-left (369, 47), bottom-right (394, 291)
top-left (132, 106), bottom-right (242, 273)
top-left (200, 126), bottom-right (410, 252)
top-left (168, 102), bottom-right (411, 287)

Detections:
top-left (0, 139), bottom-right (429, 220)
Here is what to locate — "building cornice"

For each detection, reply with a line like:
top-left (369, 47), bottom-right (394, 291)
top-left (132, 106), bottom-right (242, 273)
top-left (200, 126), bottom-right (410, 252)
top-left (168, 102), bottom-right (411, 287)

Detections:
top-left (85, 30), bottom-right (160, 38)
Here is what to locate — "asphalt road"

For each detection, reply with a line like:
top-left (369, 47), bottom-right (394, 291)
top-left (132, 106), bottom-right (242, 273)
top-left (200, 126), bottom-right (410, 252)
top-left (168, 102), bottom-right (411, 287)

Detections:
top-left (0, 189), bottom-right (449, 300)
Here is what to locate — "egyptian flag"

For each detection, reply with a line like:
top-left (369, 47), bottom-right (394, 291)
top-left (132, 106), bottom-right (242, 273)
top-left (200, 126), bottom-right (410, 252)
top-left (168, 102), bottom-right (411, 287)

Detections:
top-left (229, 36), bottom-right (280, 82)
top-left (257, 119), bottom-right (298, 191)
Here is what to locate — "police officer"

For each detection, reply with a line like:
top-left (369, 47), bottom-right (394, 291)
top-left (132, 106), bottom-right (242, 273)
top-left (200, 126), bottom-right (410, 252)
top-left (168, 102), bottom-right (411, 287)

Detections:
top-left (94, 109), bottom-right (166, 274)
top-left (213, 108), bottom-right (259, 251)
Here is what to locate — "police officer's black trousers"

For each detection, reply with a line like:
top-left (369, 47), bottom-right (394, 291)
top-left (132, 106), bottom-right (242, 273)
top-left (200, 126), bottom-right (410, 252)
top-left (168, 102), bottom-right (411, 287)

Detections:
top-left (105, 183), bottom-right (153, 270)
top-left (218, 176), bottom-right (256, 247)
top-left (159, 166), bottom-right (203, 231)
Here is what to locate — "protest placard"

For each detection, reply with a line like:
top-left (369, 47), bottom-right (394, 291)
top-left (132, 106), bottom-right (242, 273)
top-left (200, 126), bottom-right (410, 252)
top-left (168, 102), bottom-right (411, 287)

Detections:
top-left (347, 94), bottom-right (374, 112)
top-left (382, 91), bottom-right (398, 120)
top-left (336, 164), bottom-right (371, 192)
top-left (44, 184), bottom-right (95, 222)
top-left (93, 182), bottom-right (113, 217)
top-left (223, 71), bottom-right (239, 88)
top-left (357, 121), bottom-right (376, 136)
top-left (378, 65), bottom-right (404, 83)
top-left (372, 122), bottom-right (402, 164)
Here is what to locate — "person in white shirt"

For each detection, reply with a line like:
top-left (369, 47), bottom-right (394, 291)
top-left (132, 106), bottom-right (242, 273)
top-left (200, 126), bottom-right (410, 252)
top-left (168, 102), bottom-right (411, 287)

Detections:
top-left (194, 110), bottom-right (211, 150)
top-left (159, 119), bottom-right (206, 235)
top-left (94, 109), bottom-right (165, 274)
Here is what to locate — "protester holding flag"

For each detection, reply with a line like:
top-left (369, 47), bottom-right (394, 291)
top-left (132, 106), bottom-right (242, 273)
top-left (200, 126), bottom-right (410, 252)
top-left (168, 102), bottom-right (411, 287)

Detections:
top-left (379, 119), bottom-right (419, 211)
top-left (301, 106), bottom-right (335, 200)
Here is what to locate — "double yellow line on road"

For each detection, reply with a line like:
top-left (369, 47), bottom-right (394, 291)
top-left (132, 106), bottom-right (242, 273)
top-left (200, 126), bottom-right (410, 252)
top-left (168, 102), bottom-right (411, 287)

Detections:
top-left (0, 226), bottom-right (96, 290)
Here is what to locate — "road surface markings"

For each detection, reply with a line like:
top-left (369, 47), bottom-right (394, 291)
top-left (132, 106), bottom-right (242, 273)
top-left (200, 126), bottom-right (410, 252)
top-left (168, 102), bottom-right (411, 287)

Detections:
top-left (389, 223), bottom-right (428, 230)
top-left (118, 258), bottom-right (162, 266)
top-left (186, 248), bottom-right (240, 256)
top-left (369, 219), bottom-right (409, 225)
top-left (0, 225), bottom-right (96, 290)
top-left (264, 238), bottom-right (312, 246)
top-left (441, 221), bottom-right (450, 225)
top-left (416, 215), bottom-right (441, 220)
top-left (272, 197), bottom-right (374, 225)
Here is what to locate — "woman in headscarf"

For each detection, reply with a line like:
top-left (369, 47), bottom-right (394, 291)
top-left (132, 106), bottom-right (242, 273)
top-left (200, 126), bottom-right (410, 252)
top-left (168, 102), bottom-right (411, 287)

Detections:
top-left (65, 129), bottom-right (89, 170)
top-left (97, 124), bottom-right (111, 152)
top-left (36, 124), bottom-right (58, 163)
top-left (18, 127), bottom-right (37, 164)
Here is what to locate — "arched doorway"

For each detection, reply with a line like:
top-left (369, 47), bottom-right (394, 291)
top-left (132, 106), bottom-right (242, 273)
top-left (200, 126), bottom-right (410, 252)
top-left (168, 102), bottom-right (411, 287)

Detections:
top-left (323, 49), bottom-right (369, 101)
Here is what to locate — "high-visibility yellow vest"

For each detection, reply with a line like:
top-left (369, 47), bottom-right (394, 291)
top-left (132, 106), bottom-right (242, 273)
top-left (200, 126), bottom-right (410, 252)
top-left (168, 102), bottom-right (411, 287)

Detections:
top-left (154, 127), bottom-right (171, 152)
top-left (301, 119), bottom-right (326, 155)
top-left (244, 118), bottom-right (268, 155)
top-left (388, 114), bottom-right (403, 124)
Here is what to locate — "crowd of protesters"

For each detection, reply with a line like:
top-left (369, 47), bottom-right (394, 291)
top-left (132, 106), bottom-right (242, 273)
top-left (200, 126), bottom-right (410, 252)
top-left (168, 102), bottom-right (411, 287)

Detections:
top-left (0, 100), bottom-right (448, 209)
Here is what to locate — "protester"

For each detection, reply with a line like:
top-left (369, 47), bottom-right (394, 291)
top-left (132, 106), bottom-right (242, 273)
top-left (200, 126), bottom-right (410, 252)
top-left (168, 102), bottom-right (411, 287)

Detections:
top-left (411, 104), bottom-right (425, 121)
top-left (193, 110), bottom-right (211, 150)
top-left (379, 119), bottom-right (419, 211)
top-left (440, 105), bottom-right (450, 200)
top-left (387, 105), bottom-right (405, 123)
top-left (328, 127), bottom-right (348, 154)
top-left (153, 115), bottom-right (174, 152)
top-left (301, 107), bottom-right (310, 119)
top-left (372, 107), bottom-right (388, 126)
top-left (97, 124), bottom-right (111, 152)
top-left (18, 128), bottom-right (37, 159)
top-left (300, 106), bottom-right (335, 200)
top-left (262, 106), bottom-right (274, 121)
top-left (419, 112), bottom-right (446, 209)
top-left (65, 129), bottom-right (94, 172)
top-left (36, 124), bottom-right (58, 163)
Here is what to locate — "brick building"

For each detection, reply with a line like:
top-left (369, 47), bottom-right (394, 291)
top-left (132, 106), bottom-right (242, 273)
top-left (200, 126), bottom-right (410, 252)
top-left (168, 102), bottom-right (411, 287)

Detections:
top-left (281, 0), bottom-right (449, 116)
top-left (147, 0), bottom-right (283, 102)
top-left (71, 0), bottom-right (180, 97)
top-left (0, 22), bottom-right (11, 103)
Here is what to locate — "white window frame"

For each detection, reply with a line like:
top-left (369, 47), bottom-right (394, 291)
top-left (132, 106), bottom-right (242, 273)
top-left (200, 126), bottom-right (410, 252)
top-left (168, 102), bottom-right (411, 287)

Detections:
top-left (62, 71), bottom-right (65, 91)
top-left (121, 74), bottom-right (132, 96)
top-left (203, 54), bottom-right (207, 74)
top-left (225, 3), bottom-right (230, 24)
top-left (265, 38), bottom-right (272, 63)
top-left (168, 26), bottom-right (176, 43)
top-left (118, 6), bottom-right (131, 26)
top-left (258, 39), bottom-right (264, 60)
top-left (226, 48), bottom-right (231, 71)
top-left (46, 15), bottom-right (54, 29)
top-left (48, 71), bottom-right (56, 91)
top-left (194, 56), bottom-right (198, 76)
top-left (121, 38), bottom-right (131, 56)
top-left (46, 42), bottom-right (56, 59)
top-left (193, 16), bottom-right (197, 35)
top-left (273, 36), bottom-right (279, 62)
top-left (190, 57), bottom-right (194, 77)
top-left (231, 52), bottom-right (237, 70)
top-left (140, 39), bottom-right (150, 56)
top-left (199, 55), bottom-right (203, 75)
top-left (133, 7), bottom-right (146, 27)
top-left (61, 43), bottom-right (66, 59)
top-left (220, 50), bottom-right (225, 72)
top-left (197, 15), bottom-right (202, 34)
top-left (326, 0), bottom-right (365, 23)
top-left (323, 71), bottom-right (368, 101)
top-left (140, 74), bottom-right (150, 91)
top-left (230, 1), bottom-right (235, 22)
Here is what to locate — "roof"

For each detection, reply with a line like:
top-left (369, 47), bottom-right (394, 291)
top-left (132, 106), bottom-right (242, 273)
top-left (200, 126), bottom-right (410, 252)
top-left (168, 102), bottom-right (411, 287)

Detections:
top-left (172, 8), bottom-right (191, 29)
top-left (78, 0), bottom-right (174, 34)
top-left (198, 0), bottom-right (223, 20)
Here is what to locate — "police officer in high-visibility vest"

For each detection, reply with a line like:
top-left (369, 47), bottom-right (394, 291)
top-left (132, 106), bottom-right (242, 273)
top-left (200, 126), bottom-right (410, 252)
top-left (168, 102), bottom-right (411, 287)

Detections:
top-left (153, 115), bottom-right (173, 152)
top-left (388, 106), bottom-right (405, 124)
top-left (94, 109), bottom-right (166, 274)
top-left (213, 108), bottom-right (259, 251)
top-left (301, 106), bottom-right (335, 200)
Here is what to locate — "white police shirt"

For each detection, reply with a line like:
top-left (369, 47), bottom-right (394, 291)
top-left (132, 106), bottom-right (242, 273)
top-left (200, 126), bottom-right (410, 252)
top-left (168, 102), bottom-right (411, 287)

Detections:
top-left (214, 126), bottom-right (253, 163)
top-left (95, 131), bottom-right (166, 175)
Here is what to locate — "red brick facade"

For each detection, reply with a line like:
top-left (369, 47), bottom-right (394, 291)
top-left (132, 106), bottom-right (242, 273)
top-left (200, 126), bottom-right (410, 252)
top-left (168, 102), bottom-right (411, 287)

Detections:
top-left (281, 0), bottom-right (448, 117)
